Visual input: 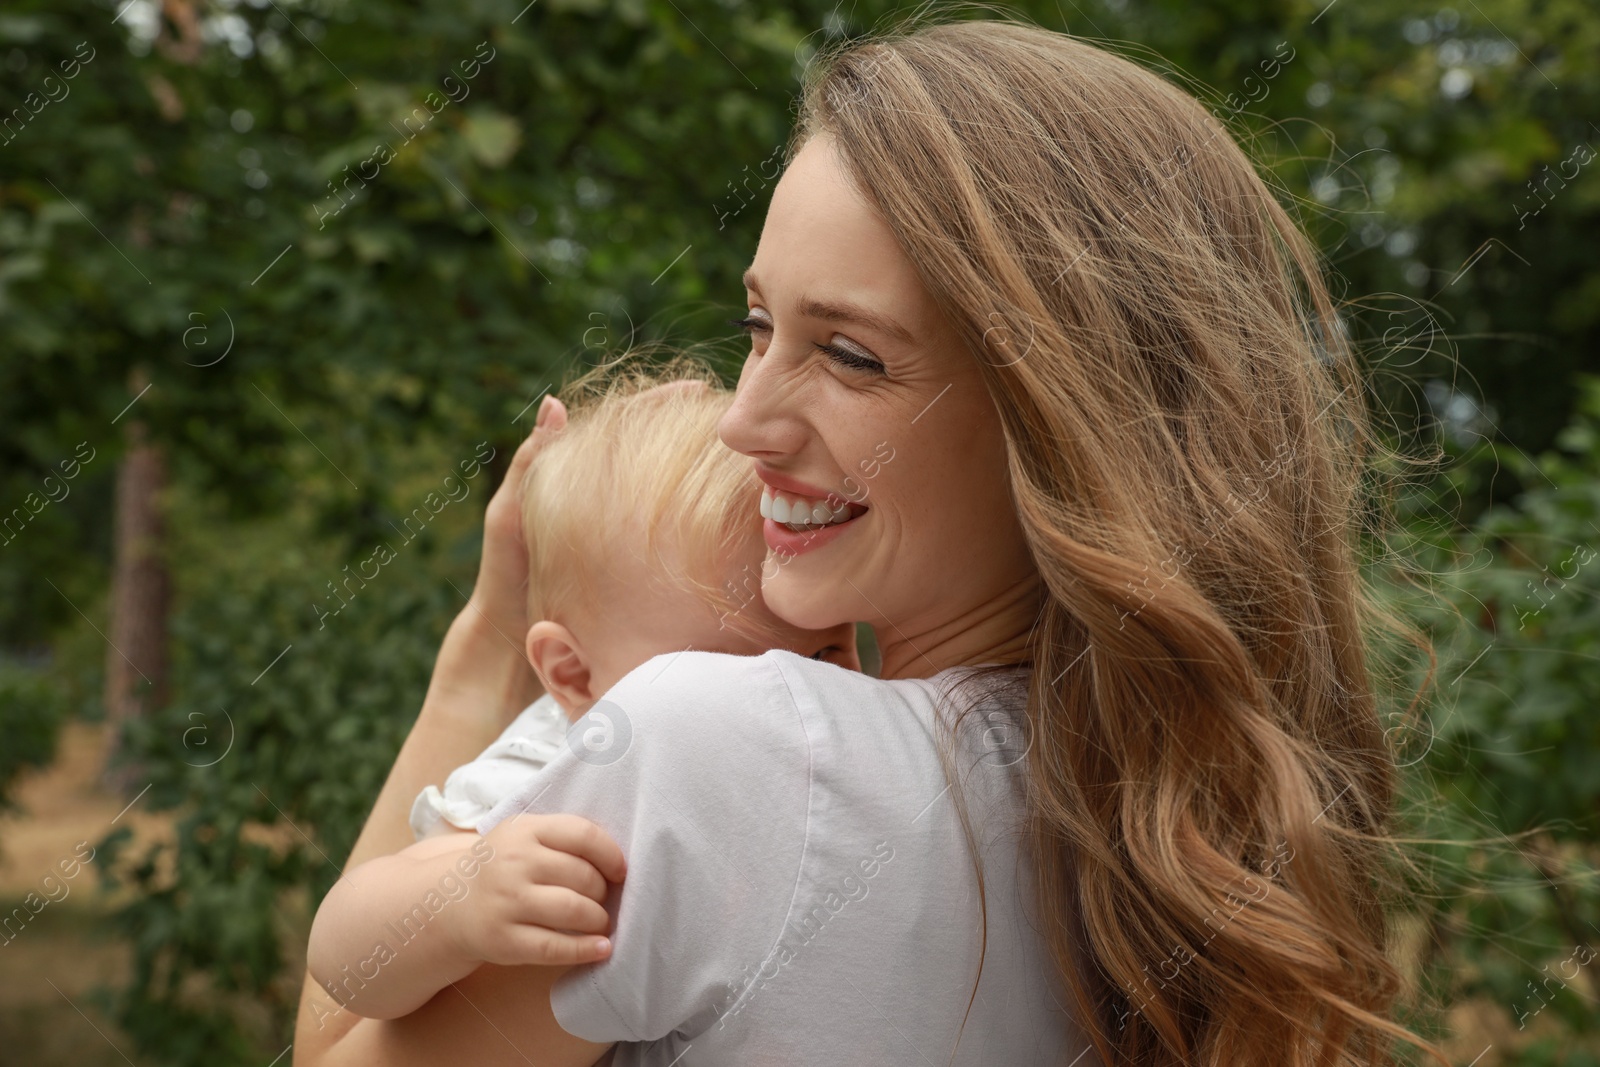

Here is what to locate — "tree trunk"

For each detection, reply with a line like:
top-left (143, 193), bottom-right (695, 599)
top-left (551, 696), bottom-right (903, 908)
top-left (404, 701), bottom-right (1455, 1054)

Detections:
top-left (103, 368), bottom-right (170, 793)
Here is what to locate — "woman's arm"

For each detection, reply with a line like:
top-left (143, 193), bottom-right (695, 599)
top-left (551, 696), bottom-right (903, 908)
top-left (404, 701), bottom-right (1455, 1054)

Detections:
top-left (296, 399), bottom-right (615, 1066)
top-left (295, 607), bottom-right (562, 1063)
top-left (307, 833), bottom-right (501, 1020)
top-left (295, 607), bottom-right (550, 1063)
top-left (301, 961), bottom-right (613, 1067)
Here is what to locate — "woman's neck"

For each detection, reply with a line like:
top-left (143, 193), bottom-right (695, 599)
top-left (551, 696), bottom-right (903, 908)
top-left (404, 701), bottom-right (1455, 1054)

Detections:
top-left (874, 574), bottom-right (1041, 680)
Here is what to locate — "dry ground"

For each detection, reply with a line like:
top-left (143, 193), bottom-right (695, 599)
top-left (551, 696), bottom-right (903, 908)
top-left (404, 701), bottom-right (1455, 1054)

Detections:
top-left (0, 720), bottom-right (174, 1066)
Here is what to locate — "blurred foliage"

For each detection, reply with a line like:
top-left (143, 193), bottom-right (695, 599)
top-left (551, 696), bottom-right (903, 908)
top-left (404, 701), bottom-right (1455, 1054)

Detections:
top-left (97, 544), bottom-right (462, 1056)
top-left (1372, 380), bottom-right (1600, 1061)
top-left (0, 0), bottom-right (1596, 1062)
top-left (0, 663), bottom-right (63, 813)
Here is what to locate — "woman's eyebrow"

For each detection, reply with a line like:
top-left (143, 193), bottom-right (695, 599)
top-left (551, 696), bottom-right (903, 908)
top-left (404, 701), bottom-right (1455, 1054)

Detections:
top-left (742, 267), bottom-right (916, 345)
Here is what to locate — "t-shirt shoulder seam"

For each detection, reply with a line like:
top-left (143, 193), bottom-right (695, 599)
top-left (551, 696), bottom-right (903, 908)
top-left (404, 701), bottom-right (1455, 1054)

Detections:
top-left (583, 967), bottom-right (644, 1043)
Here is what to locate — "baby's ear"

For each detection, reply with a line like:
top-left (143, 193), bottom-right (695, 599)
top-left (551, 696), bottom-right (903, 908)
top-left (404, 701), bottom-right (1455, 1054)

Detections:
top-left (525, 620), bottom-right (594, 716)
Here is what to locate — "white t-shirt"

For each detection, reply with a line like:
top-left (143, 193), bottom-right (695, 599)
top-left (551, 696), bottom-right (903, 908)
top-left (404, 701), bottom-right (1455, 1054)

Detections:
top-left (477, 649), bottom-right (1097, 1066)
top-left (410, 694), bottom-right (569, 840)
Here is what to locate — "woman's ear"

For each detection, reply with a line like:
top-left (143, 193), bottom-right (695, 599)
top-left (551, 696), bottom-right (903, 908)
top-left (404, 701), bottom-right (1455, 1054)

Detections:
top-left (525, 620), bottom-right (594, 716)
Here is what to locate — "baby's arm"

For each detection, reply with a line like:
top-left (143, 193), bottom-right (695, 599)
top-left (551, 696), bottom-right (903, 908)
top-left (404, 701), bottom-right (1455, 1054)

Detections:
top-left (306, 813), bottom-right (625, 1020)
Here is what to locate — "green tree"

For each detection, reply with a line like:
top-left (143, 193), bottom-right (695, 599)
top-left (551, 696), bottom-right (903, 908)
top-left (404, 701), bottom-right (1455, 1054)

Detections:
top-left (3, 0), bottom-right (1597, 1061)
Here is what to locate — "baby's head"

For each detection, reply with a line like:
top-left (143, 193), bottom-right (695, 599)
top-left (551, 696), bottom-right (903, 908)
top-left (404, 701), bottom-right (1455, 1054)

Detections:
top-left (521, 359), bottom-right (860, 718)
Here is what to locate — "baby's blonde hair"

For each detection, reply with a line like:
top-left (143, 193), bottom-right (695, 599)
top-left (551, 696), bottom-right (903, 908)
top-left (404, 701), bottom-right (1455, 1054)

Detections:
top-left (521, 352), bottom-right (771, 644)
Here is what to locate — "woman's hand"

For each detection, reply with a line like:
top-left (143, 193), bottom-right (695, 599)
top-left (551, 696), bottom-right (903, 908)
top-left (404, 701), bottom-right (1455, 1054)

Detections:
top-left (465, 382), bottom-right (698, 647)
top-left (443, 814), bottom-right (626, 968)
top-left (467, 395), bottom-right (569, 650)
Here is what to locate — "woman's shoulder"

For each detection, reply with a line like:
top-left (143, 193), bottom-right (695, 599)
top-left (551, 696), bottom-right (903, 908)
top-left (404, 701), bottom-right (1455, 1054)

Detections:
top-left (603, 647), bottom-right (797, 721)
top-left (605, 647), bottom-right (904, 714)
top-left (596, 649), bottom-right (1030, 770)
top-left (590, 650), bottom-right (813, 776)
top-left (769, 651), bottom-right (1033, 727)
top-left (593, 651), bottom-right (905, 763)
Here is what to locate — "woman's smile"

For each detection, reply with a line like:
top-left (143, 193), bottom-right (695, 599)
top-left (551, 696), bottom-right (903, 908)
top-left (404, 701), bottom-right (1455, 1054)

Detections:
top-left (755, 466), bottom-right (870, 553)
top-left (760, 502), bottom-right (866, 555)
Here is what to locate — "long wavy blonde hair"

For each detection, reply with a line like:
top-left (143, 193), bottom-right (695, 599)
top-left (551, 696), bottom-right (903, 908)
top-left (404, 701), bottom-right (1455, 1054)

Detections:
top-left (793, 14), bottom-right (1436, 1066)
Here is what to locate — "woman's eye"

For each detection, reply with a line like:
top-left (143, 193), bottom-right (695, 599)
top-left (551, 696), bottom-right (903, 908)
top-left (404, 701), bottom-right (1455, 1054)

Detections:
top-left (808, 645), bottom-right (841, 660)
top-left (815, 341), bottom-right (885, 374)
top-left (730, 314), bottom-right (884, 374)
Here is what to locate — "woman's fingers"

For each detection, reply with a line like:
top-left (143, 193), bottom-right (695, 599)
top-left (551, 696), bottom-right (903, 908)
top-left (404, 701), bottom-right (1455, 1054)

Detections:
top-left (505, 396), bottom-right (567, 492)
top-left (537, 393), bottom-right (569, 430)
top-left (485, 398), bottom-right (567, 549)
top-left (487, 400), bottom-right (562, 527)
top-left (468, 395), bottom-right (571, 639)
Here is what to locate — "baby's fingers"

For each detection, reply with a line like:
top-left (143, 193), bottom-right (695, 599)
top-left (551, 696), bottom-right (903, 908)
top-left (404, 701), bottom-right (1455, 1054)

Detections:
top-left (494, 926), bottom-right (612, 967)
top-left (521, 884), bottom-right (611, 935)
top-left (534, 849), bottom-right (610, 905)
top-left (535, 814), bottom-right (627, 884)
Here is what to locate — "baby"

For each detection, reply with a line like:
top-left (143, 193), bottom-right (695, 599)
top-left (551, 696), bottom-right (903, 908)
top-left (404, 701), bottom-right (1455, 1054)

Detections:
top-left (306, 364), bottom-right (859, 1021)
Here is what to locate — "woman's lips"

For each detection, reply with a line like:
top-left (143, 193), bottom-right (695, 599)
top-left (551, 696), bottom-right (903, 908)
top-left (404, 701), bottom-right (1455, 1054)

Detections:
top-left (753, 465), bottom-right (868, 556)
top-left (754, 465), bottom-right (839, 500)
top-left (763, 510), bottom-right (863, 556)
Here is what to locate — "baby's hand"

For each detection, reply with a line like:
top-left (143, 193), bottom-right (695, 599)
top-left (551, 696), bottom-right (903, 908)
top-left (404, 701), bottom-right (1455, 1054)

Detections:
top-left (444, 813), bottom-right (626, 967)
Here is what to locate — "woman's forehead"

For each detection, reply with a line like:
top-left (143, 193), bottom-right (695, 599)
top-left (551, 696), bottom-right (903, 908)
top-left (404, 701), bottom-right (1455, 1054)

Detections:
top-left (751, 138), bottom-right (933, 336)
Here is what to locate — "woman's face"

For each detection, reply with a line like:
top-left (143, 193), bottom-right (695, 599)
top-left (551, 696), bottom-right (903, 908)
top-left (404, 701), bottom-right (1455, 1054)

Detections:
top-left (718, 134), bottom-right (1038, 674)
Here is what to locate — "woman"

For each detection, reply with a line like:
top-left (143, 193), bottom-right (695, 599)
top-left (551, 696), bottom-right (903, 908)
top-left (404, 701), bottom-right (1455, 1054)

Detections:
top-left (296, 15), bottom-right (1426, 1067)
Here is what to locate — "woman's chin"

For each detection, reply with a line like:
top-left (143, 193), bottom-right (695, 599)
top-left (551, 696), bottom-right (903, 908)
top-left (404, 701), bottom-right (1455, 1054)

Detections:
top-left (762, 567), bottom-right (859, 634)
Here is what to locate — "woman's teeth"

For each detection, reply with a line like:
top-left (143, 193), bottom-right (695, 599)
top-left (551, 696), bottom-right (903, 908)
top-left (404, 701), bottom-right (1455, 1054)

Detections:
top-left (760, 487), bottom-right (855, 531)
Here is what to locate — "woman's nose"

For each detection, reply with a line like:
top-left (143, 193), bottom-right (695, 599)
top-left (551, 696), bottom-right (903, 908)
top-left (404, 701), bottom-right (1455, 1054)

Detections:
top-left (717, 352), bottom-right (810, 460)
